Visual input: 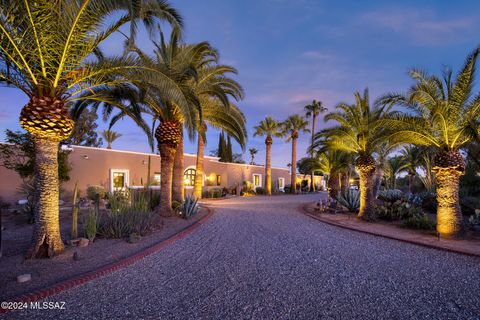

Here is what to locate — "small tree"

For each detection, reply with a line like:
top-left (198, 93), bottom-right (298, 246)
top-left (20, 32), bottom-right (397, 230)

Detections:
top-left (249, 148), bottom-right (258, 165)
top-left (101, 130), bottom-right (122, 149)
top-left (65, 108), bottom-right (103, 147)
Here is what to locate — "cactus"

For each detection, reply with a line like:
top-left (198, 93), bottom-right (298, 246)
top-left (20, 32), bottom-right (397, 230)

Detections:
top-left (71, 182), bottom-right (79, 239)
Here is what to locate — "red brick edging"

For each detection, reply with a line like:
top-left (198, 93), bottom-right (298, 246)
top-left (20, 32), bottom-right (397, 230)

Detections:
top-left (299, 203), bottom-right (480, 258)
top-left (0, 206), bottom-right (214, 314)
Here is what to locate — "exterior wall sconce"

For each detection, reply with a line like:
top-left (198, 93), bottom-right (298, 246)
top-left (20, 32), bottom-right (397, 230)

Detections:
top-left (83, 155), bottom-right (89, 160)
top-left (142, 160), bottom-right (147, 165)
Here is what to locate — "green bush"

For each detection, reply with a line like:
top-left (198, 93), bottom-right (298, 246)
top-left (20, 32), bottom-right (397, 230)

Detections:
top-left (377, 189), bottom-right (404, 203)
top-left (403, 213), bottom-right (434, 230)
top-left (460, 196), bottom-right (480, 216)
top-left (86, 185), bottom-right (107, 201)
top-left (374, 200), bottom-right (423, 221)
top-left (469, 209), bottom-right (480, 226)
top-left (338, 190), bottom-right (360, 212)
top-left (284, 185), bottom-right (291, 193)
top-left (107, 190), bottom-right (131, 213)
top-left (208, 188), bottom-right (223, 198)
top-left (180, 196), bottom-right (199, 219)
top-left (255, 187), bottom-right (265, 195)
top-left (172, 200), bottom-right (182, 213)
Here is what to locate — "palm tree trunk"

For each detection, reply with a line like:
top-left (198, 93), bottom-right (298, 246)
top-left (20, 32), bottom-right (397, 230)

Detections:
top-left (193, 134), bottom-right (205, 199)
top-left (107, 142), bottom-right (112, 149)
top-left (310, 114), bottom-right (316, 192)
top-left (26, 138), bottom-right (64, 258)
top-left (158, 144), bottom-right (176, 216)
top-left (408, 173), bottom-right (414, 194)
top-left (172, 133), bottom-right (184, 203)
top-left (435, 168), bottom-right (463, 238)
top-left (291, 138), bottom-right (297, 194)
top-left (373, 167), bottom-right (384, 198)
top-left (358, 168), bottom-right (375, 219)
top-left (265, 139), bottom-right (272, 195)
top-left (328, 172), bottom-right (339, 199)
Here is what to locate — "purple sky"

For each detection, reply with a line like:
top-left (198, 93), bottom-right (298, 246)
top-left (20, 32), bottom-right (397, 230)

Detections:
top-left (1, 1), bottom-right (480, 167)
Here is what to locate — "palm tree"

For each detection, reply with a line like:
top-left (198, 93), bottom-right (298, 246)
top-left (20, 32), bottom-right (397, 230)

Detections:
top-left (316, 150), bottom-right (351, 200)
top-left (193, 100), bottom-right (247, 198)
top-left (101, 129), bottom-right (121, 149)
top-left (319, 89), bottom-right (394, 218)
top-left (249, 148), bottom-right (258, 165)
top-left (385, 156), bottom-right (405, 190)
top-left (305, 99), bottom-right (327, 191)
top-left (253, 117), bottom-right (284, 195)
top-left (186, 62), bottom-right (245, 200)
top-left (379, 48), bottom-right (480, 237)
top-left (282, 115), bottom-right (309, 194)
top-left (0, 1), bottom-right (182, 258)
top-left (399, 145), bottom-right (422, 193)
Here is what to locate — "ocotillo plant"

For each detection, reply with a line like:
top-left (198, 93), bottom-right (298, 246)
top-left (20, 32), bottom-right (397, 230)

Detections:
top-left (71, 182), bottom-right (79, 239)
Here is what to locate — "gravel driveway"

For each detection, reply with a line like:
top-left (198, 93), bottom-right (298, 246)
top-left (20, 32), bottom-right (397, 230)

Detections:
top-left (7, 194), bottom-right (480, 319)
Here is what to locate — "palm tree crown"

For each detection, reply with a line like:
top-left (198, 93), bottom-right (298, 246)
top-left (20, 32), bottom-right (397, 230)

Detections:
top-left (281, 114), bottom-right (309, 140)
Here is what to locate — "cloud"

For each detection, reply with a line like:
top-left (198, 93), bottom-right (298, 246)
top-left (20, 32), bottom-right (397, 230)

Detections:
top-left (301, 51), bottom-right (332, 60)
top-left (360, 8), bottom-right (478, 45)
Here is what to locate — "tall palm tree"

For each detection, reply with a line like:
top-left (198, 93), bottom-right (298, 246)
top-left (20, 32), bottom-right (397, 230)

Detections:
top-left (0, 0), bottom-right (182, 258)
top-left (379, 48), bottom-right (480, 237)
top-left (282, 115), bottom-right (309, 194)
top-left (253, 117), bottom-right (284, 195)
top-left (249, 148), bottom-right (258, 165)
top-left (319, 89), bottom-right (394, 218)
top-left (193, 100), bottom-right (247, 198)
top-left (101, 129), bottom-right (121, 149)
top-left (185, 62), bottom-right (244, 200)
top-left (305, 99), bottom-right (327, 191)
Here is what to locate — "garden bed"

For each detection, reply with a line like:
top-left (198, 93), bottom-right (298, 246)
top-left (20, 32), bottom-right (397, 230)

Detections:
top-left (302, 202), bottom-right (480, 257)
top-left (0, 206), bottom-right (209, 301)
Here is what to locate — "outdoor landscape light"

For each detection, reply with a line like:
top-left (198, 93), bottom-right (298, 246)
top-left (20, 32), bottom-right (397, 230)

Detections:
top-left (83, 155), bottom-right (89, 160)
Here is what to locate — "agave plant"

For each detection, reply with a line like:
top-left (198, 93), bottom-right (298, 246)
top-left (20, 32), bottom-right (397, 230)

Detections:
top-left (180, 196), bottom-right (199, 219)
top-left (338, 189), bottom-right (360, 213)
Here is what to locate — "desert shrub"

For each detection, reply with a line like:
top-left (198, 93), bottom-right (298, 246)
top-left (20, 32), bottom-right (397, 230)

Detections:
top-left (338, 190), bottom-right (360, 212)
top-left (208, 188), bottom-right (223, 198)
top-left (84, 207), bottom-right (98, 242)
top-left (377, 189), bottom-right (404, 203)
top-left (149, 191), bottom-right (161, 210)
top-left (242, 181), bottom-right (254, 193)
top-left (107, 190), bottom-right (131, 213)
top-left (172, 200), bottom-right (182, 213)
top-left (403, 213), bottom-right (434, 230)
top-left (407, 193), bottom-right (423, 206)
top-left (284, 185), bottom-right (291, 193)
top-left (255, 187), bottom-right (265, 195)
top-left (86, 185), bottom-right (107, 201)
top-left (180, 196), bottom-right (199, 219)
top-left (98, 210), bottom-right (156, 239)
top-left (375, 200), bottom-right (423, 221)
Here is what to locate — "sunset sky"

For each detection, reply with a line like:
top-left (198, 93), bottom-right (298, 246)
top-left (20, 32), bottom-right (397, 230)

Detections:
top-left (1, 0), bottom-right (480, 167)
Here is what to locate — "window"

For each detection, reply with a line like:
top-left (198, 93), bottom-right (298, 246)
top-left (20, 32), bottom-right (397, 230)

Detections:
top-left (216, 175), bottom-right (221, 186)
top-left (110, 169), bottom-right (129, 192)
top-left (253, 174), bottom-right (262, 187)
top-left (278, 178), bottom-right (285, 190)
top-left (153, 172), bottom-right (161, 185)
top-left (184, 168), bottom-right (196, 186)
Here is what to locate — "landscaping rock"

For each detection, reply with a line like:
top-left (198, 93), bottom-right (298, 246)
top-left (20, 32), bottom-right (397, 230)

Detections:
top-left (128, 233), bottom-right (141, 244)
top-left (78, 238), bottom-right (89, 247)
top-left (17, 274), bottom-right (31, 283)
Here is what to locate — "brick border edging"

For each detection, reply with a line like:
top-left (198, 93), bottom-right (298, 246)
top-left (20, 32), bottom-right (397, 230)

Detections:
top-left (299, 203), bottom-right (480, 258)
top-left (0, 206), bottom-right (214, 314)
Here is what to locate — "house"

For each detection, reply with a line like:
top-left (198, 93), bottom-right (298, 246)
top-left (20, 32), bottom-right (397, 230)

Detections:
top-left (0, 145), bottom-right (310, 203)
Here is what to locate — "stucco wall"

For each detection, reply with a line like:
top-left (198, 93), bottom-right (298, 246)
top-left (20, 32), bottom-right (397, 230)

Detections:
top-left (0, 145), bottom-right (299, 203)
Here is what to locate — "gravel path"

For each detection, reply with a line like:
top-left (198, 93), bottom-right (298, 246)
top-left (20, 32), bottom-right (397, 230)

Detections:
top-left (7, 194), bottom-right (480, 319)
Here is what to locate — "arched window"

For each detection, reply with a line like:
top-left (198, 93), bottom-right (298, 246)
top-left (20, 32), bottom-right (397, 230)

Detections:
top-left (184, 168), bottom-right (196, 186)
